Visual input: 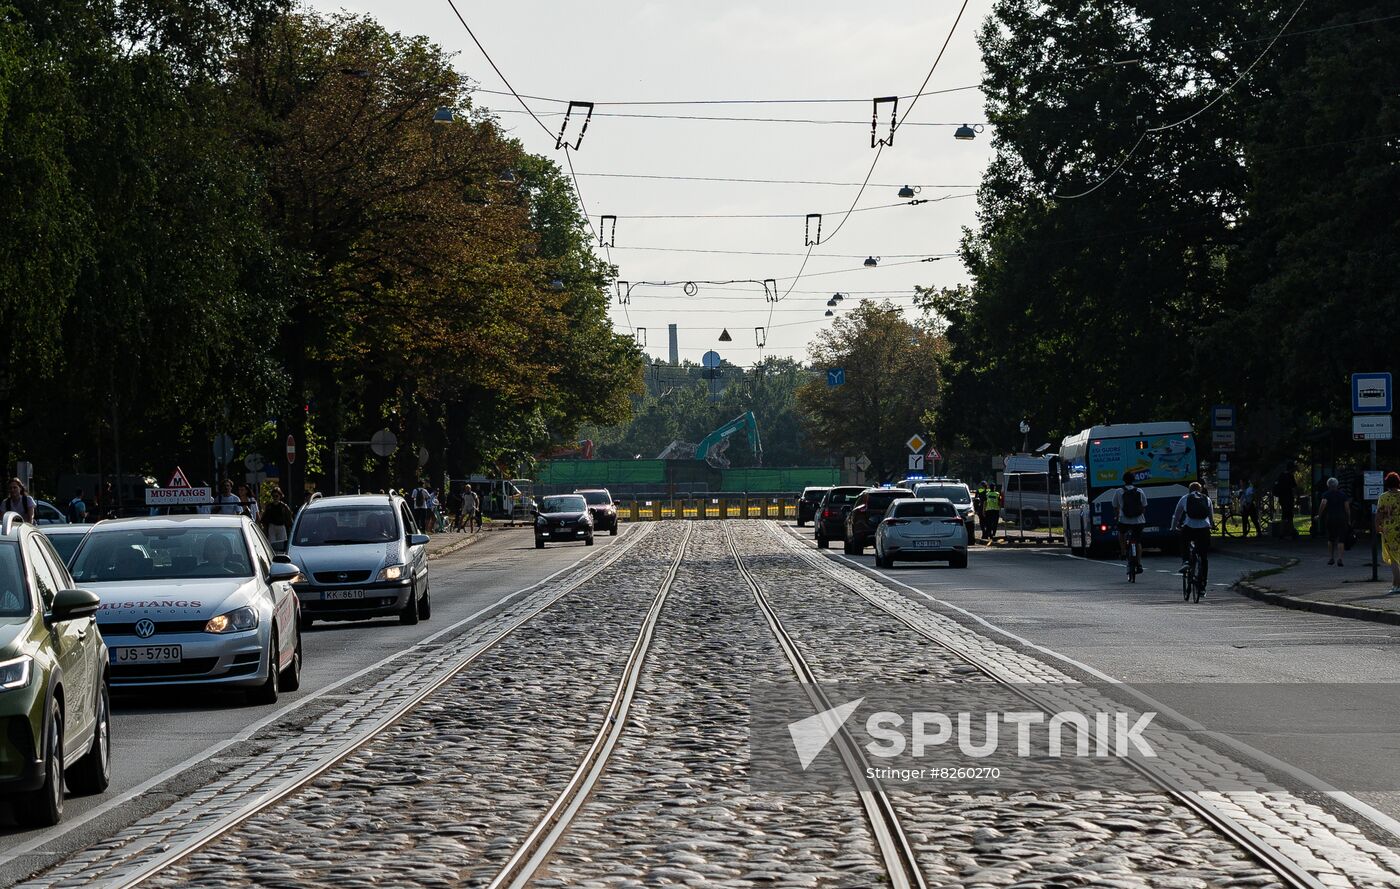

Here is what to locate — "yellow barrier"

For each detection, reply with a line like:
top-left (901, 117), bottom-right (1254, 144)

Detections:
top-left (602, 497), bottom-right (798, 521)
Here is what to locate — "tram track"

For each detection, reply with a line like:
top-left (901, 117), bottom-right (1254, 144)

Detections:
top-left (50, 523), bottom-right (667, 889)
top-left (772, 520), bottom-right (1328, 889)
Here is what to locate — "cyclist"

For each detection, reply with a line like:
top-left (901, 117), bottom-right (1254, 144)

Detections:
top-left (1172, 481), bottom-right (1214, 585)
top-left (1112, 470), bottom-right (1148, 572)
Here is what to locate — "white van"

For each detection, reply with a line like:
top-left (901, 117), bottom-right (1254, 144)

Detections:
top-left (1000, 454), bottom-right (1062, 529)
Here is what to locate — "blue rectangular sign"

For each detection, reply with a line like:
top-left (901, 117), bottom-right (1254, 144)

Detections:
top-left (1353, 373), bottom-right (1393, 414)
top-left (1211, 405), bottom-right (1235, 430)
top-left (827, 368), bottom-right (845, 387)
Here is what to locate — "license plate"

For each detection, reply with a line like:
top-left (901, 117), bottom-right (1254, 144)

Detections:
top-left (1144, 526), bottom-right (1160, 533)
top-left (112, 645), bottom-right (182, 664)
top-left (912, 539), bottom-right (940, 548)
top-left (323, 589), bottom-right (366, 600)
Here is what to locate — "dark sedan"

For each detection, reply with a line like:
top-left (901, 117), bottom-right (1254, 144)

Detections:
top-left (814, 485), bottom-right (866, 549)
top-left (844, 487), bottom-right (915, 554)
top-left (535, 494), bottom-right (595, 548)
top-left (796, 487), bottom-right (830, 527)
top-left (576, 488), bottom-right (619, 535)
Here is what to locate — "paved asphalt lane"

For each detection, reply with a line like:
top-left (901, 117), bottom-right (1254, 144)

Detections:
top-left (780, 522), bottom-right (1400, 833)
top-left (0, 526), bottom-right (632, 873)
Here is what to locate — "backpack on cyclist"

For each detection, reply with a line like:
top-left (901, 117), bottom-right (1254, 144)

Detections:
top-left (1185, 491), bottom-right (1210, 520)
top-left (1120, 486), bottom-right (1145, 519)
top-left (413, 487), bottom-right (427, 509)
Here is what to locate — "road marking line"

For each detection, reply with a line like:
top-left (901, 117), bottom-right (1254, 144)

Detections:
top-left (0, 529), bottom-right (636, 866)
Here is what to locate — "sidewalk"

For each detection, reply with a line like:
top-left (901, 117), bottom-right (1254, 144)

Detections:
top-left (423, 522), bottom-right (525, 560)
top-left (1220, 532), bottom-right (1400, 624)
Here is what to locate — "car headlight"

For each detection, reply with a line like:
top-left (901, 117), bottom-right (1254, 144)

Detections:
top-left (205, 606), bottom-right (259, 634)
top-left (0, 655), bottom-right (32, 691)
top-left (377, 564), bottom-right (405, 582)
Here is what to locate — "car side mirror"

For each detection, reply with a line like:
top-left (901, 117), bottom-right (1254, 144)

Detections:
top-left (409, 533), bottom-right (430, 547)
top-left (272, 553), bottom-right (293, 564)
top-left (47, 588), bottom-right (100, 625)
top-left (268, 562), bottom-right (301, 583)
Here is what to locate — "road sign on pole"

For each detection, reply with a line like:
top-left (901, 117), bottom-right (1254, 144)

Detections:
top-left (370, 428), bottom-right (398, 457)
top-left (1211, 430), bottom-right (1236, 451)
top-left (244, 452), bottom-right (264, 472)
top-left (826, 368), bottom-right (845, 387)
top-left (906, 434), bottom-right (926, 453)
top-left (213, 433), bottom-right (234, 467)
top-left (286, 435), bottom-right (297, 465)
top-left (1352, 372), bottom-right (1393, 414)
top-left (1353, 415), bottom-right (1393, 441)
top-left (908, 453), bottom-right (925, 471)
top-left (1211, 404), bottom-right (1236, 430)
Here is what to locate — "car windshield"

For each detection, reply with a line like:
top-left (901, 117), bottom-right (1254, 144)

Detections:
top-left (825, 489), bottom-right (863, 505)
top-left (894, 500), bottom-right (958, 518)
top-left (802, 489), bottom-right (829, 502)
top-left (914, 484), bottom-right (972, 505)
top-left (579, 491), bottom-right (612, 506)
top-left (43, 532), bottom-right (84, 565)
top-left (293, 507), bottom-right (398, 546)
top-left (0, 543), bottom-right (28, 617)
top-left (864, 491), bottom-right (913, 510)
top-left (542, 495), bottom-right (587, 513)
top-left (71, 527), bottom-right (252, 582)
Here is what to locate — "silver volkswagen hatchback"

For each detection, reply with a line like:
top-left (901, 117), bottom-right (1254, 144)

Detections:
top-left (286, 494), bottom-right (431, 628)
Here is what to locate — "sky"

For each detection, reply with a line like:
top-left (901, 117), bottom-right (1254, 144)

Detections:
top-left (305, 0), bottom-right (998, 365)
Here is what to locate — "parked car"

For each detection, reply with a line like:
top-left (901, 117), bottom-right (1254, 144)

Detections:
top-left (912, 480), bottom-right (976, 543)
top-left (844, 487), bottom-right (916, 554)
top-left (0, 514), bottom-right (109, 826)
top-left (814, 486), bottom-right (866, 549)
top-left (874, 498), bottom-right (969, 568)
top-left (286, 494), bottom-right (431, 628)
top-left (39, 524), bottom-right (92, 567)
top-left (796, 487), bottom-right (830, 527)
top-left (69, 515), bottom-right (303, 703)
top-left (535, 494), bottom-right (595, 548)
top-left (575, 489), bottom-right (619, 535)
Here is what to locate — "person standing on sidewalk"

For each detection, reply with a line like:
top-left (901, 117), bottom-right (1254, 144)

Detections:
top-left (1240, 480), bottom-right (1261, 537)
top-left (982, 485), bottom-right (1002, 543)
top-left (461, 485), bottom-right (479, 533)
top-left (1318, 477), bottom-right (1352, 567)
top-left (1376, 472), bottom-right (1400, 593)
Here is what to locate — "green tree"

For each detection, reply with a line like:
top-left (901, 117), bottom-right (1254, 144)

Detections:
top-left (797, 302), bottom-right (942, 481)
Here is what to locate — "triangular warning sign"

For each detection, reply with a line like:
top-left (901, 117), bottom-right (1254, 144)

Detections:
top-left (167, 466), bottom-right (193, 489)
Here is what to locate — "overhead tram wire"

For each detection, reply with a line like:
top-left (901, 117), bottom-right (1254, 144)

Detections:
top-left (443, 0), bottom-right (553, 142)
top-left (1052, 0), bottom-right (1310, 200)
top-left (492, 109), bottom-right (988, 127)
top-left (470, 84), bottom-right (985, 107)
top-left (575, 173), bottom-right (979, 188)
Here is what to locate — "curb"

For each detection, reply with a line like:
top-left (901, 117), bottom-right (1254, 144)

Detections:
top-left (1232, 560), bottom-right (1400, 625)
top-left (426, 526), bottom-right (520, 560)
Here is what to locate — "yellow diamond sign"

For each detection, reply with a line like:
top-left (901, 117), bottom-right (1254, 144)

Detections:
top-left (906, 434), bottom-right (926, 453)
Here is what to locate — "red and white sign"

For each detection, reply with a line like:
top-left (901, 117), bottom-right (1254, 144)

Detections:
top-left (167, 466), bottom-right (193, 489)
top-left (927, 448), bottom-right (943, 462)
top-left (145, 486), bottom-right (212, 506)
top-left (286, 435), bottom-right (297, 465)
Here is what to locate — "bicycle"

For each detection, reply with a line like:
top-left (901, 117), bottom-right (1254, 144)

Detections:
top-left (1183, 537), bottom-right (1205, 602)
top-left (1125, 527), bottom-right (1142, 582)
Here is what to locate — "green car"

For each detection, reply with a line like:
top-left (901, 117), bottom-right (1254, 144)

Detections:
top-left (0, 515), bottom-right (110, 826)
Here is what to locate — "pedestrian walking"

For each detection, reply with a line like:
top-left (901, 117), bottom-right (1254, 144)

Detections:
top-left (1376, 472), bottom-right (1400, 593)
top-left (410, 480), bottom-right (432, 532)
top-left (214, 479), bottom-right (242, 515)
top-left (66, 489), bottom-right (88, 524)
top-left (236, 483), bottom-right (260, 522)
top-left (98, 481), bottom-right (117, 519)
top-left (445, 485), bottom-right (464, 532)
top-left (425, 487), bottom-right (439, 533)
top-left (462, 485), bottom-right (479, 533)
top-left (1317, 477), bottom-right (1351, 567)
top-left (260, 487), bottom-right (294, 550)
top-left (982, 485), bottom-right (1002, 543)
top-left (1239, 480), bottom-right (1261, 538)
top-left (3, 479), bottom-right (36, 523)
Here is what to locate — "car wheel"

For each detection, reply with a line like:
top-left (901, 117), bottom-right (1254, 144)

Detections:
top-left (843, 538), bottom-right (859, 555)
top-left (535, 538), bottom-right (545, 549)
top-left (280, 626), bottom-right (303, 692)
top-left (610, 526), bottom-right (618, 536)
top-left (417, 584), bottom-right (432, 621)
top-left (399, 584), bottom-right (421, 625)
top-left (68, 679), bottom-right (111, 796)
top-left (951, 553), bottom-right (969, 569)
top-left (248, 631), bottom-right (282, 705)
top-left (817, 535), bottom-right (829, 549)
top-left (17, 699), bottom-right (63, 827)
